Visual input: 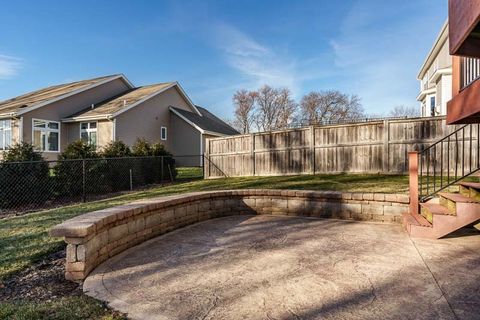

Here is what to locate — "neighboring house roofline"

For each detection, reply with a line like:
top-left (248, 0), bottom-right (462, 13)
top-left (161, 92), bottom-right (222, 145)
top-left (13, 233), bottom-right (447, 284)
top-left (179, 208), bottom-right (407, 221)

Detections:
top-left (169, 106), bottom-right (227, 137)
top-left (416, 88), bottom-right (436, 102)
top-left (417, 20), bottom-right (449, 80)
top-left (108, 82), bottom-right (202, 118)
top-left (173, 82), bottom-right (202, 116)
top-left (7, 74), bottom-right (135, 118)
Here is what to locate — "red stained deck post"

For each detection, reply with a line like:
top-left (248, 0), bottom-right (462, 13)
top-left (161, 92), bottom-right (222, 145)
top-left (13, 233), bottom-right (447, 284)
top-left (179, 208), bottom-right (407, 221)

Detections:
top-left (408, 151), bottom-right (419, 216)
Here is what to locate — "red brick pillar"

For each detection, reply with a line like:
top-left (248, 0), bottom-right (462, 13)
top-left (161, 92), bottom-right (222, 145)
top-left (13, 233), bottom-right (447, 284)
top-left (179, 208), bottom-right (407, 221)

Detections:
top-left (408, 152), bottom-right (419, 216)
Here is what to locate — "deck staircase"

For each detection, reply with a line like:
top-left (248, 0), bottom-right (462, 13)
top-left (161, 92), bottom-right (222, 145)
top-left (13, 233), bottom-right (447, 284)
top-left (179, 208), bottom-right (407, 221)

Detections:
top-left (403, 124), bottom-right (480, 239)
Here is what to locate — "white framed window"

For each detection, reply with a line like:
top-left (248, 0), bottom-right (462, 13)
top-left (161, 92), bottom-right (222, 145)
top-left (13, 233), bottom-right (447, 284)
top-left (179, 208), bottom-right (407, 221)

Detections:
top-left (0, 119), bottom-right (12, 151)
top-left (32, 119), bottom-right (60, 152)
top-left (80, 122), bottom-right (97, 147)
top-left (161, 126), bottom-right (167, 140)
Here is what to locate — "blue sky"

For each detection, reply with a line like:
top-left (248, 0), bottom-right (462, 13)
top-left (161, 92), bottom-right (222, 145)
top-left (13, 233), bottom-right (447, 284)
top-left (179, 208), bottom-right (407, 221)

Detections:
top-left (0, 0), bottom-right (447, 119)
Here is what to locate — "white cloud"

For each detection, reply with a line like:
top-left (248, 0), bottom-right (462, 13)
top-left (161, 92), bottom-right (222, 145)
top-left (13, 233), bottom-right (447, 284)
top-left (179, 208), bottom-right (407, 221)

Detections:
top-left (211, 23), bottom-right (300, 93)
top-left (0, 55), bottom-right (22, 79)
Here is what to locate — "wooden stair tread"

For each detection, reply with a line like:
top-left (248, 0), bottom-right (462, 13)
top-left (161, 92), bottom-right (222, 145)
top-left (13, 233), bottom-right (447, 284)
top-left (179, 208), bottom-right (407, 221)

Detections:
top-left (420, 202), bottom-right (453, 215)
top-left (412, 213), bottom-right (432, 227)
top-left (438, 192), bottom-right (480, 203)
top-left (457, 182), bottom-right (480, 190)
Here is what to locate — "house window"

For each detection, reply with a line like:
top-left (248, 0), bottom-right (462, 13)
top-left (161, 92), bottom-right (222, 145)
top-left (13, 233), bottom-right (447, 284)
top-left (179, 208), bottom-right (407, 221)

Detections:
top-left (161, 126), bottom-right (167, 140)
top-left (0, 119), bottom-right (12, 150)
top-left (80, 122), bottom-right (97, 147)
top-left (33, 119), bottom-right (60, 152)
top-left (430, 96), bottom-right (436, 116)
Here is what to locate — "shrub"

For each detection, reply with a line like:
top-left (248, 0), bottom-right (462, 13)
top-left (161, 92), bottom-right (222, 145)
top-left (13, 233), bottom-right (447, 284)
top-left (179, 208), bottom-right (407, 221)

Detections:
top-left (58, 140), bottom-right (98, 160)
top-left (100, 141), bottom-right (131, 158)
top-left (131, 138), bottom-right (151, 157)
top-left (151, 142), bottom-right (177, 180)
top-left (53, 141), bottom-right (106, 200)
top-left (100, 141), bottom-right (133, 191)
top-left (2, 142), bottom-right (44, 162)
top-left (0, 143), bottom-right (51, 210)
top-left (131, 138), bottom-right (177, 184)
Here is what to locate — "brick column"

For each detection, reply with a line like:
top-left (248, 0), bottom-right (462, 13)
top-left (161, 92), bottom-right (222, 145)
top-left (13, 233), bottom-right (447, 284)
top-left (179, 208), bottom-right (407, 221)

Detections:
top-left (408, 151), bottom-right (419, 215)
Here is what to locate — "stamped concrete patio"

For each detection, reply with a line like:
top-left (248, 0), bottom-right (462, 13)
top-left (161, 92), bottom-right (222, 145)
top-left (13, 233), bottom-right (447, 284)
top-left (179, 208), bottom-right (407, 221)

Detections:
top-left (84, 215), bottom-right (480, 320)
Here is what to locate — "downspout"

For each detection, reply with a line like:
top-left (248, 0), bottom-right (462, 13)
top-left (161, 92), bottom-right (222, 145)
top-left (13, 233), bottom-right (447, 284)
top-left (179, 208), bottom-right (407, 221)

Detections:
top-left (19, 116), bottom-right (23, 143)
top-left (200, 133), bottom-right (204, 167)
top-left (107, 115), bottom-right (116, 142)
top-left (9, 114), bottom-right (22, 144)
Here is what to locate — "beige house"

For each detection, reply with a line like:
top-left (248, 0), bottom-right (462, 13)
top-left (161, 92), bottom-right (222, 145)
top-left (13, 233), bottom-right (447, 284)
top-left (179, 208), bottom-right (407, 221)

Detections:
top-left (417, 21), bottom-right (452, 117)
top-left (0, 74), bottom-right (238, 165)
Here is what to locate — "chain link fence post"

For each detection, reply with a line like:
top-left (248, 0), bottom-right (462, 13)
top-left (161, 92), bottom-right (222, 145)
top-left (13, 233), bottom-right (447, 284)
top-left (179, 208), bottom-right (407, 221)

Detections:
top-left (161, 156), bottom-right (164, 183)
top-left (82, 159), bottom-right (86, 203)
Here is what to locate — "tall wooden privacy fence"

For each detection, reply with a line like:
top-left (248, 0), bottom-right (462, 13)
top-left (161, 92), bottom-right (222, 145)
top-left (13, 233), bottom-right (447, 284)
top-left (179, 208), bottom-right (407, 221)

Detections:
top-left (204, 116), bottom-right (468, 178)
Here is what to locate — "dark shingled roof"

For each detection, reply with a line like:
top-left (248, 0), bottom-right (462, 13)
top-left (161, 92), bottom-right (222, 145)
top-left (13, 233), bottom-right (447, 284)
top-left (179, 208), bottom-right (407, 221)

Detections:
top-left (171, 106), bottom-right (239, 136)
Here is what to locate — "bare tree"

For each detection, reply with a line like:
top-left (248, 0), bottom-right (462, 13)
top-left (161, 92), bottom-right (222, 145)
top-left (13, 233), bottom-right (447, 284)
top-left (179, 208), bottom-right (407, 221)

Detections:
top-left (254, 85), bottom-right (296, 131)
top-left (300, 90), bottom-right (364, 124)
top-left (232, 89), bottom-right (257, 134)
top-left (273, 88), bottom-right (297, 129)
top-left (388, 105), bottom-right (420, 118)
top-left (299, 92), bottom-right (322, 124)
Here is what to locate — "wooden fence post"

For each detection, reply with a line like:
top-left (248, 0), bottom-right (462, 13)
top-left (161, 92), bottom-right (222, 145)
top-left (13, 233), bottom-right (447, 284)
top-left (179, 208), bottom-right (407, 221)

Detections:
top-left (408, 151), bottom-right (419, 215)
top-left (383, 119), bottom-right (390, 173)
top-left (310, 126), bottom-right (315, 174)
top-left (204, 138), bottom-right (210, 179)
top-left (251, 133), bottom-right (255, 176)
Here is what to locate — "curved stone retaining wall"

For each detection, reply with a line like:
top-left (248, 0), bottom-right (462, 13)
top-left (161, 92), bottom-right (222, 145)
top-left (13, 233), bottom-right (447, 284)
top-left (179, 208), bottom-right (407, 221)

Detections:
top-left (50, 190), bottom-right (409, 281)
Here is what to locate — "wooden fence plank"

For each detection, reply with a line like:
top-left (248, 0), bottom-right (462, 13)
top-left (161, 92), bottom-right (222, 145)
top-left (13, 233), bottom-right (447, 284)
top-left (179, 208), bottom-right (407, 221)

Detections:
top-left (204, 117), bottom-right (464, 178)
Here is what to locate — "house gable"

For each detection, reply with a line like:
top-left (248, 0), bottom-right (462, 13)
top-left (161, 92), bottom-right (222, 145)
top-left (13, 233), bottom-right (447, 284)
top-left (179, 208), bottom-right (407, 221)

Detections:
top-left (113, 86), bottom-right (198, 148)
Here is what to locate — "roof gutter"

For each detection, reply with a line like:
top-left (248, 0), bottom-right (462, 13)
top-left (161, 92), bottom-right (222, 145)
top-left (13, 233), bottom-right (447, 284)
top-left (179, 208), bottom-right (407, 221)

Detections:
top-left (62, 115), bottom-right (111, 123)
top-left (0, 112), bottom-right (17, 119)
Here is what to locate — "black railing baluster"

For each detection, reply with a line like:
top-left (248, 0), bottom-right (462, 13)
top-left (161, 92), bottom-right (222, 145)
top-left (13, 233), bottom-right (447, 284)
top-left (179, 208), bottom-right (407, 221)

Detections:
top-left (433, 145), bottom-right (436, 192)
top-left (426, 149), bottom-right (430, 196)
top-left (419, 153), bottom-right (423, 196)
top-left (470, 125), bottom-right (473, 172)
top-left (456, 131), bottom-right (459, 180)
top-left (447, 135), bottom-right (450, 185)
top-left (418, 124), bottom-right (479, 201)
top-left (478, 123), bottom-right (480, 168)
top-left (440, 140), bottom-right (443, 189)
top-left (462, 128), bottom-right (465, 176)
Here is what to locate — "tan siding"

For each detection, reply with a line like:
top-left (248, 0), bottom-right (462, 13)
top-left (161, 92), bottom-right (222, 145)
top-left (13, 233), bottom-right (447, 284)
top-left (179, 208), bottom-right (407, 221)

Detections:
top-left (0, 118), bottom-right (19, 160)
top-left (21, 78), bottom-right (129, 158)
top-left (114, 87), bottom-right (194, 151)
top-left (97, 120), bottom-right (112, 150)
top-left (65, 120), bottom-right (112, 151)
top-left (11, 118), bottom-right (20, 144)
top-left (170, 113), bottom-right (202, 166)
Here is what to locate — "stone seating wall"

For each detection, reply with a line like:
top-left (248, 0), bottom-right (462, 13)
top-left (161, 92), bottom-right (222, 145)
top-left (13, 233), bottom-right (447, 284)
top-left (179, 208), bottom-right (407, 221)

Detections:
top-left (50, 190), bottom-right (409, 281)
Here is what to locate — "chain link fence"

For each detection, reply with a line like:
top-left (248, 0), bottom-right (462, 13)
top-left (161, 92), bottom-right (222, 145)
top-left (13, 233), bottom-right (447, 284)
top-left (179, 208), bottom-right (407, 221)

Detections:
top-left (0, 155), bottom-right (204, 216)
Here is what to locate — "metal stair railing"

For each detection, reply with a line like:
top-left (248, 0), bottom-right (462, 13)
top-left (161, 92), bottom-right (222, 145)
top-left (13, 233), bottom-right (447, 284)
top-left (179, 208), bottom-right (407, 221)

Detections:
top-left (408, 123), bottom-right (480, 215)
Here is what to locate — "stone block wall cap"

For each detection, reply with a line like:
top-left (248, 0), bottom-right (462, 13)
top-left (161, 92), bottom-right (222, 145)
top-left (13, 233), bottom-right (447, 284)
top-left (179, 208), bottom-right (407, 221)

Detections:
top-left (50, 221), bottom-right (96, 238)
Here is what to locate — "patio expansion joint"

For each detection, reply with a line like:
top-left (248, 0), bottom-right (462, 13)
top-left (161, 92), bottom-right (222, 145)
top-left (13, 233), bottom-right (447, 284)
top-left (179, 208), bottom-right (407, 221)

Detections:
top-left (408, 237), bottom-right (459, 320)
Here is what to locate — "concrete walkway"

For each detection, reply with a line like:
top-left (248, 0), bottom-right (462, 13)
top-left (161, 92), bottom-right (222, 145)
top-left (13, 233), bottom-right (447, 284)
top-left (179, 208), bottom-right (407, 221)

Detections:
top-left (84, 215), bottom-right (480, 320)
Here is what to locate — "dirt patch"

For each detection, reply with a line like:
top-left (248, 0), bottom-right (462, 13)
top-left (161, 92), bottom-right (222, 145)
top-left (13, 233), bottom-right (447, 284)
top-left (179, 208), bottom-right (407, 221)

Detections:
top-left (0, 249), bottom-right (81, 302)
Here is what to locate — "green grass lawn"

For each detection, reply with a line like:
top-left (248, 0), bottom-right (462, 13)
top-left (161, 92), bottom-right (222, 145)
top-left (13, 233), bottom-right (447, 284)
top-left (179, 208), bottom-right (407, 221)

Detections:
top-left (0, 296), bottom-right (127, 320)
top-left (176, 166), bottom-right (204, 180)
top-left (0, 173), bottom-right (409, 281)
top-left (0, 173), bottom-right (419, 319)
